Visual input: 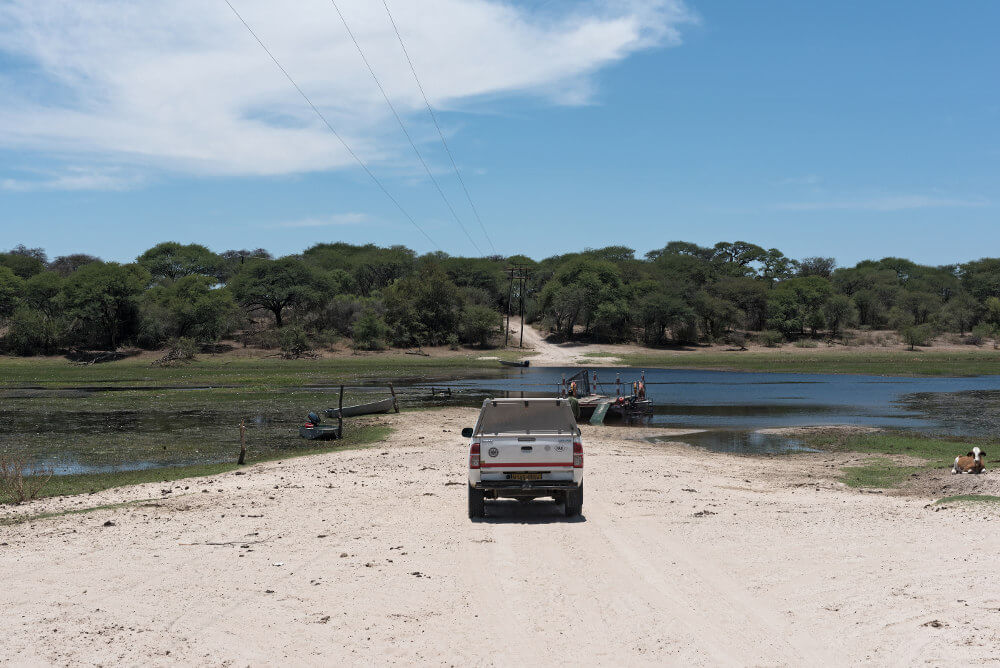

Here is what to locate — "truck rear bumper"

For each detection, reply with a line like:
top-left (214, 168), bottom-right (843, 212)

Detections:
top-left (474, 480), bottom-right (580, 493)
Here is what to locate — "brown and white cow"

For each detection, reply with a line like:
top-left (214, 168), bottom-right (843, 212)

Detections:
top-left (952, 446), bottom-right (986, 474)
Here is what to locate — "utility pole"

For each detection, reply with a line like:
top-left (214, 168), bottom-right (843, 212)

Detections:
top-left (505, 266), bottom-right (529, 348)
top-left (504, 267), bottom-right (515, 347)
top-left (518, 269), bottom-right (529, 348)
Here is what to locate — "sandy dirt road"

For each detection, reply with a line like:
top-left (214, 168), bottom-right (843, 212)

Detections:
top-left (507, 317), bottom-right (624, 366)
top-left (2, 408), bottom-right (999, 666)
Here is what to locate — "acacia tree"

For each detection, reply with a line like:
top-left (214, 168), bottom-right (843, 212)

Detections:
top-left (633, 289), bottom-right (694, 345)
top-left (538, 258), bottom-right (624, 339)
top-left (797, 257), bottom-right (837, 278)
top-left (62, 262), bottom-right (150, 348)
top-left (382, 263), bottom-right (463, 346)
top-left (940, 293), bottom-right (980, 334)
top-left (822, 294), bottom-right (857, 335)
top-left (229, 258), bottom-right (324, 327)
top-left (144, 275), bottom-right (239, 341)
top-left (0, 252), bottom-right (44, 279)
top-left (49, 253), bottom-right (100, 277)
top-left (137, 242), bottom-right (222, 281)
top-left (767, 276), bottom-right (832, 335)
top-left (0, 266), bottom-right (25, 318)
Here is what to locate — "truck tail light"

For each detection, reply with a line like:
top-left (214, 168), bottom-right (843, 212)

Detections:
top-left (573, 440), bottom-right (583, 468)
top-left (469, 442), bottom-right (481, 469)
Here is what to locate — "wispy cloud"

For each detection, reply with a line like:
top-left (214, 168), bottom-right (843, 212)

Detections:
top-left (271, 213), bottom-right (370, 228)
top-left (776, 195), bottom-right (990, 212)
top-left (0, 0), bottom-right (695, 186)
top-left (0, 166), bottom-right (142, 192)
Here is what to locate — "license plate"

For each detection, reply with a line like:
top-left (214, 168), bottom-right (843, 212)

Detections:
top-left (508, 473), bottom-right (542, 481)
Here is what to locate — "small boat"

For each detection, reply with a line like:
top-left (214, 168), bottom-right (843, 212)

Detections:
top-left (299, 412), bottom-right (341, 440)
top-left (499, 360), bottom-right (530, 367)
top-left (299, 423), bottom-right (342, 440)
top-left (324, 396), bottom-right (397, 419)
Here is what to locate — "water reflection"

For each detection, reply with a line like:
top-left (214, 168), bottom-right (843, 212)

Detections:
top-left (647, 430), bottom-right (818, 455)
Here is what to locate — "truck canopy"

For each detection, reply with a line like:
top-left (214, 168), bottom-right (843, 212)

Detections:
top-left (474, 398), bottom-right (579, 435)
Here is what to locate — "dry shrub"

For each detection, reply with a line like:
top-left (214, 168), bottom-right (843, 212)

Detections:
top-left (755, 330), bottom-right (783, 348)
top-left (851, 331), bottom-right (899, 347)
top-left (151, 337), bottom-right (198, 367)
top-left (0, 455), bottom-right (53, 504)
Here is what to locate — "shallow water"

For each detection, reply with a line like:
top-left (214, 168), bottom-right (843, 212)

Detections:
top-left (3, 367), bottom-right (999, 473)
top-left (407, 367), bottom-right (1000, 436)
top-left (645, 430), bottom-right (816, 455)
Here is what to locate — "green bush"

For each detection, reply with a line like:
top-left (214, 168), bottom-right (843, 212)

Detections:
top-left (352, 310), bottom-right (389, 351)
top-left (279, 325), bottom-right (310, 358)
top-left (756, 330), bottom-right (783, 347)
top-left (794, 338), bottom-right (818, 348)
top-left (5, 307), bottom-right (62, 355)
top-left (971, 323), bottom-right (998, 349)
top-left (459, 304), bottom-right (502, 347)
top-left (311, 330), bottom-right (341, 349)
top-left (901, 324), bottom-right (934, 350)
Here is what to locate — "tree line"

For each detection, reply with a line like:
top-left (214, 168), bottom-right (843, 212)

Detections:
top-left (1, 240), bottom-right (999, 356)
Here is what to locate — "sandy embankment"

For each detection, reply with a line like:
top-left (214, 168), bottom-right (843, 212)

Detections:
top-left (2, 408), bottom-right (999, 666)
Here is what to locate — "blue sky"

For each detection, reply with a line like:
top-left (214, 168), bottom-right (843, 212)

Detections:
top-left (1, 0), bottom-right (997, 266)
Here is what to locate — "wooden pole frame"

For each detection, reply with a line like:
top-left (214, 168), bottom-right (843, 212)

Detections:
top-left (389, 383), bottom-right (399, 413)
top-left (338, 385), bottom-right (344, 439)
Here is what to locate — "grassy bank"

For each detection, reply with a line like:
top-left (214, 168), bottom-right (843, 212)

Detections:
top-left (5, 423), bottom-right (393, 505)
top-left (798, 431), bottom-right (992, 489)
top-left (3, 346), bottom-right (999, 388)
top-left (619, 348), bottom-right (1000, 376)
top-left (838, 459), bottom-right (925, 488)
top-left (0, 352), bottom-right (524, 388)
top-left (934, 494), bottom-right (1000, 505)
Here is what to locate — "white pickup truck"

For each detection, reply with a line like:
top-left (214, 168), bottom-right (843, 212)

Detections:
top-left (463, 398), bottom-right (583, 519)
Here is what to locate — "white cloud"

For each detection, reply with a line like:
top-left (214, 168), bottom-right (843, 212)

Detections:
top-left (272, 212), bottom-right (370, 228)
top-left (776, 195), bottom-right (990, 212)
top-left (0, 166), bottom-right (143, 191)
top-left (0, 0), bottom-right (694, 184)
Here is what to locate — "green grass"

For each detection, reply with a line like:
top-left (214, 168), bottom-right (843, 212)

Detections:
top-left (4, 346), bottom-right (999, 387)
top-left (617, 348), bottom-right (1000, 376)
top-left (934, 494), bottom-right (1000, 505)
top-left (801, 432), bottom-right (985, 468)
top-left (6, 424), bottom-right (393, 502)
top-left (0, 497), bottom-right (174, 527)
top-left (0, 352), bottom-right (523, 388)
top-left (800, 431), bottom-right (995, 490)
top-left (839, 458), bottom-right (925, 488)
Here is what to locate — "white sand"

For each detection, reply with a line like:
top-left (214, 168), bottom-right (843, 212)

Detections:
top-left (2, 407), bottom-right (998, 666)
top-left (514, 317), bottom-right (622, 366)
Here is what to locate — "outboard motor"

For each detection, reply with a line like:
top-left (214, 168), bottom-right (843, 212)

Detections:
top-left (307, 411), bottom-right (322, 425)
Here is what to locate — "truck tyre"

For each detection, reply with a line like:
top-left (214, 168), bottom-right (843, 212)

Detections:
top-left (468, 484), bottom-right (485, 519)
top-left (565, 483), bottom-right (583, 517)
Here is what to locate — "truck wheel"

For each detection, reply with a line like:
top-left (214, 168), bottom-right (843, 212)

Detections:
top-left (468, 484), bottom-right (485, 519)
top-left (565, 483), bottom-right (583, 517)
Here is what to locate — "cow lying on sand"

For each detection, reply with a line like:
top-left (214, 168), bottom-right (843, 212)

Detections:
top-left (952, 447), bottom-right (986, 474)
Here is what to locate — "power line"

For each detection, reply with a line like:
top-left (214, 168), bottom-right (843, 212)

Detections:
top-left (328, 0), bottom-right (483, 256)
top-left (222, 0), bottom-right (439, 250)
top-left (380, 0), bottom-right (497, 256)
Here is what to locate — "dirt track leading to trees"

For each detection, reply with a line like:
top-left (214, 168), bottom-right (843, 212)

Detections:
top-left (510, 317), bottom-right (625, 366)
